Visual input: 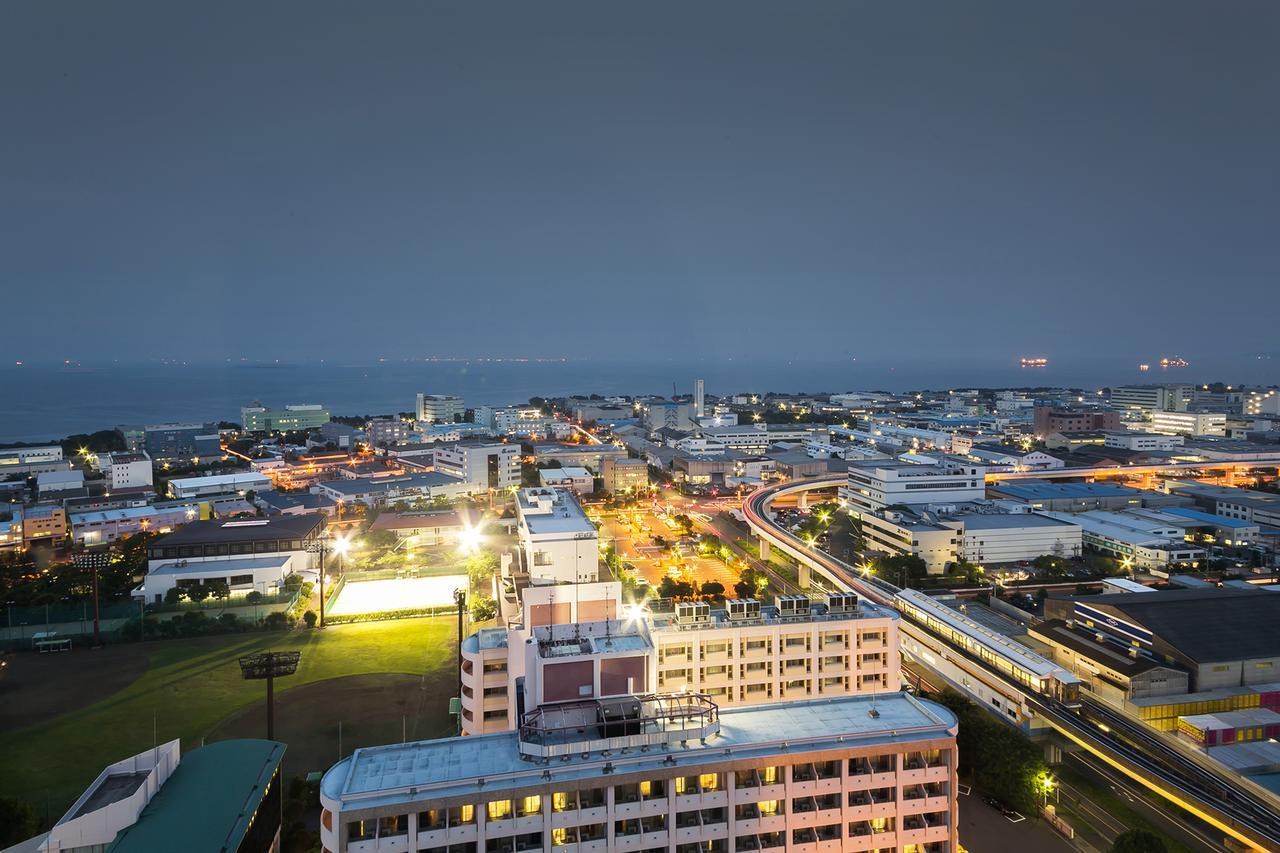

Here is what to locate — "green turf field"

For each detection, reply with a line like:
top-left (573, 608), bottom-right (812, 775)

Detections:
top-left (0, 618), bottom-right (457, 819)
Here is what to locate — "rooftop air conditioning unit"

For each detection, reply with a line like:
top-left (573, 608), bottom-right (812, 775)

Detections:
top-left (675, 601), bottom-right (711, 625)
top-left (727, 598), bottom-right (761, 621)
top-left (777, 595), bottom-right (811, 619)
top-left (826, 591), bottom-right (859, 614)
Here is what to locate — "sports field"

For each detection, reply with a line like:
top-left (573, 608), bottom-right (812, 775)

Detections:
top-left (328, 574), bottom-right (467, 616)
top-left (0, 617), bottom-right (458, 821)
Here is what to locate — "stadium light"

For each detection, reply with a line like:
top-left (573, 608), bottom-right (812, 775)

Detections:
top-left (238, 650), bottom-right (301, 740)
top-left (305, 533), bottom-right (352, 628)
top-left (457, 520), bottom-right (485, 555)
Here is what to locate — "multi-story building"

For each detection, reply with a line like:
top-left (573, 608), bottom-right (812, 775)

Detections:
top-left (140, 423), bottom-right (220, 461)
top-left (1149, 410), bottom-right (1227, 437)
top-left (1040, 510), bottom-right (1204, 570)
top-left (697, 424), bottom-right (814, 453)
top-left (0, 503), bottom-right (68, 551)
top-left (319, 689), bottom-right (958, 853)
top-left (146, 512), bottom-right (326, 572)
top-left (842, 460), bottom-right (986, 517)
top-left (1031, 406), bottom-right (1122, 437)
top-left (475, 406), bottom-right (565, 438)
top-left (417, 393), bottom-right (466, 423)
top-left (600, 456), bottom-right (649, 494)
top-left (106, 451), bottom-right (153, 490)
top-left (0, 444), bottom-right (65, 475)
top-left (167, 471), bottom-right (272, 499)
top-left (241, 403), bottom-right (331, 433)
top-left (516, 487), bottom-right (599, 583)
top-left (531, 442), bottom-right (627, 473)
top-left (539, 466), bottom-right (594, 495)
top-left (433, 440), bottom-right (521, 491)
top-left (72, 502), bottom-right (201, 546)
top-left (645, 400), bottom-right (698, 434)
top-left (1103, 431), bottom-right (1184, 451)
top-left (1110, 385), bottom-right (1193, 413)
top-left (1243, 389), bottom-right (1280, 417)
top-left (313, 471), bottom-right (473, 508)
top-left (366, 417), bottom-right (412, 448)
top-left (858, 506), bottom-right (1081, 573)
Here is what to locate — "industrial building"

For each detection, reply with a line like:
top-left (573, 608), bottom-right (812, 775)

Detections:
top-left (987, 480), bottom-right (1189, 513)
top-left (1040, 510), bottom-right (1204, 570)
top-left (167, 471), bottom-right (272, 499)
top-left (842, 460), bottom-right (986, 517)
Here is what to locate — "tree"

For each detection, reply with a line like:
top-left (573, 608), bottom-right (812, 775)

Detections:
top-left (658, 576), bottom-right (695, 599)
top-left (470, 596), bottom-right (498, 622)
top-left (734, 566), bottom-right (768, 600)
top-left (673, 514), bottom-right (694, 536)
top-left (245, 590), bottom-right (264, 604)
top-left (186, 584), bottom-right (211, 603)
top-left (1110, 829), bottom-right (1168, 853)
top-left (205, 579), bottom-right (231, 601)
top-left (302, 610), bottom-right (318, 628)
top-left (164, 586), bottom-right (185, 605)
top-left (700, 581), bottom-right (725, 599)
top-left (467, 551), bottom-right (500, 588)
top-left (0, 797), bottom-right (39, 847)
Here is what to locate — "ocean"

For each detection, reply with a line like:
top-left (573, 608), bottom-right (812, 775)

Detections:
top-left (0, 357), bottom-right (1274, 442)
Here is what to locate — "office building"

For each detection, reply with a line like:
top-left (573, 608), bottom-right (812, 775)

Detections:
top-left (168, 471), bottom-right (272, 499)
top-left (366, 417), bottom-right (412, 448)
top-left (1103, 432), bottom-right (1184, 451)
top-left (1110, 385), bottom-right (1193, 413)
top-left (433, 440), bottom-right (521, 491)
top-left (600, 456), bottom-right (649, 494)
top-left (843, 460), bottom-right (986, 517)
top-left (539, 466), bottom-right (594, 494)
top-left (417, 393), bottom-right (466, 423)
top-left (0, 444), bottom-right (65, 475)
top-left (0, 503), bottom-right (67, 551)
top-left (1149, 410), bottom-right (1227, 437)
top-left (645, 400), bottom-right (698, 433)
top-left (1243, 389), bottom-right (1280, 417)
top-left (988, 480), bottom-right (1189, 513)
top-left (1032, 406), bottom-right (1122, 437)
top-left (1040, 510), bottom-right (1204, 570)
top-left (516, 488), bottom-right (599, 583)
top-left (241, 403), bottom-right (331, 433)
top-left (314, 471), bottom-right (473, 508)
top-left (13, 738), bottom-right (284, 853)
top-left (320, 690), bottom-right (957, 853)
top-left (140, 423), bottom-right (219, 461)
top-left (72, 503), bottom-right (201, 546)
top-left (146, 513), bottom-right (326, 572)
top-left (531, 442), bottom-right (627, 473)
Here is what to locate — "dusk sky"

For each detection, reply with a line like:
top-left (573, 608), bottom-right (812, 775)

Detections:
top-left (2, 1), bottom-right (1277, 365)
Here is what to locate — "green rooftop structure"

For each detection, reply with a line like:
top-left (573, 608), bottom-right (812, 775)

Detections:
top-left (107, 739), bottom-right (285, 853)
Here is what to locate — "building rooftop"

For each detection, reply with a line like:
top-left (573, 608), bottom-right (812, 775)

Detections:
top-left (1062, 588), bottom-right (1280, 663)
top-left (318, 471), bottom-right (460, 496)
top-left (150, 513), bottom-right (324, 546)
top-left (516, 487), bottom-right (594, 535)
top-left (1160, 507), bottom-right (1258, 529)
top-left (147, 555), bottom-right (293, 577)
top-left (960, 512), bottom-right (1077, 531)
top-left (108, 739), bottom-right (285, 853)
top-left (322, 692), bottom-right (955, 809)
top-left (989, 480), bottom-right (1144, 501)
top-left (1029, 619), bottom-right (1167, 677)
top-left (369, 509), bottom-right (474, 531)
top-left (1182, 708), bottom-right (1280, 731)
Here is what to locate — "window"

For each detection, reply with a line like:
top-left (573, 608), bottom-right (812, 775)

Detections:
top-left (759, 765), bottom-right (783, 785)
top-left (449, 804), bottom-right (475, 826)
top-left (699, 772), bottom-right (721, 792)
top-left (757, 799), bottom-right (781, 816)
top-left (378, 815), bottom-right (407, 837)
top-left (518, 795), bottom-right (541, 817)
top-left (552, 791), bottom-right (573, 812)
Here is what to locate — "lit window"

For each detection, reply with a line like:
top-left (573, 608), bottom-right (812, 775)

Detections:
top-left (487, 800), bottom-right (511, 820)
top-left (699, 773), bottom-right (719, 792)
top-left (520, 795), bottom-right (541, 816)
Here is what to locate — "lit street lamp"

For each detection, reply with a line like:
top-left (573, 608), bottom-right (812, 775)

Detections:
top-left (304, 533), bottom-right (350, 628)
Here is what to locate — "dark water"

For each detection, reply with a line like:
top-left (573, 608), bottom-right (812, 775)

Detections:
top-left (0, 357), bottom-right (1274, 442)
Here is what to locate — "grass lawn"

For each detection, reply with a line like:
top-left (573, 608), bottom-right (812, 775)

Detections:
top-left (0, 617), bottom-right (456, 819)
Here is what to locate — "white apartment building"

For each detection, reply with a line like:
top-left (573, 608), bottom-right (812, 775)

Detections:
top-left (1104, 432), bottom-right (1185, 451)
top-left (433, 441), bottom-right (521, 491)
top-left (539, 466), bottom-right (594, 494)
top-left (106, 452), bottom-right (153, 490)
top-left (321, 690), bottom-right (958, 853)
top-left (1244, 389), bottom-right (1280, 417)
top-left (843, 461), bottom-right (986, 517)
top-left (1149, 411), bottom-right (1227, 437)
top-left (516, 488), bottom-right (600, 583)
top-left (475, 406), bottom-right (568, 438)
top-left (416, 393), bottom-right (466, 423)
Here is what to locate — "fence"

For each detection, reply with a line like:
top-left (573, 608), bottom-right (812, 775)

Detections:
top-left (2, 601), bottom-right (140, 650)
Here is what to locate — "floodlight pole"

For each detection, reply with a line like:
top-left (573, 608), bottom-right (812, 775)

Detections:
top-left (454, 587), bottom-right (466, 731)
top-left (305, 539), bottom-right (330, 628)
top-left (239, 650), bottom-right (302, 741)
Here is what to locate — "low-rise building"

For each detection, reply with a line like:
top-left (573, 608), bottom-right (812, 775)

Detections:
top-left (416, 393), bottom-right (465, 423)
top-left (1033, 406), bottom-right (1123, 437)
top-left (146, 513), bottom-right (326, 572)
top-left (37, 469), bottom-right (86, 496)
top-left (0, 444), bottom-right (65, 475)
top-left (12, 738), bottom-right (285, 853)
top-left (105, 452), bottom-right (153, 490)
top-left (0, 503), bottom-right (68, 550)
top-left (368, 509), bottom-right (481, 546)
top-left (539, 466), bottom-right (594, 494)
top-left (71, 503), bottom-right (201, 546)
top-left (987, 480), bottom-right (1189, 513)
top-left (139, 423), bottom-right (219, 462)
top-left (321, 690), bottom-right (958, 853)
top-left (844, 459), bottom-right (986, 517)
top-left (1150, 410), bottom-right (1227, 437)
top-left (531, 442), bottom-right (627, 473)
top-left (1103, 431), bottom-right (1185, 451)
top-left (313, 471), bottom-right (472, 508)
top-left (168, 471), bottom-right (272, 499)
top-left (1040, 510), bottom-right (1204, 570)
top-left (134, 554), bottom-right (297, 603)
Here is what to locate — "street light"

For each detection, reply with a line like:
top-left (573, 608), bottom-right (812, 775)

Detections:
top-left (1038, 773), bottom-right (1056, 806)
top-left (304, 533), bottom-right (350, 628)
top-left (238, 650), bottom-right (301, 740)
top-left (74, 549), bottom-right (111, 646)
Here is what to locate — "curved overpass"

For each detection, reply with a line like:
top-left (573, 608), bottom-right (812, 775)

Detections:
top-left (741, 477), bottom-right (1280, 851)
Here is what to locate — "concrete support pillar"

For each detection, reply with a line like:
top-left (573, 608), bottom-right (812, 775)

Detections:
top-left (758, 536), bottom-right (770, 560)
top-left (798, 562), bottom-right (811, 589)
top-left (798, 491), bottom-right (809, 510)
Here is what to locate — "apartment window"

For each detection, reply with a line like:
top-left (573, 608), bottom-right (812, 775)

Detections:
top-left (449, 804), bottom-right (476, 826)
top-left (483, 709), bottom-right (508, 721)
top-left (814, 760), bottom-right (840, 780)
top-left (517, 795), bottom-right (541, 817)
top-left (639, 779), bottom-right (666, 800)
top-left (419, 808), bottom-right (446, 830)
top-left (347, 820), bottom-right (375, 841)
top-left (759, 765), bottom-right (783, 785)
top-left (486, 800), bottom-right (512, 821)
top-left (757, 799), bottom-right (781, 817)
top-left (699, 772), bottom-right (722, 792)
top-left (551, 827), bottom-right (577, 847)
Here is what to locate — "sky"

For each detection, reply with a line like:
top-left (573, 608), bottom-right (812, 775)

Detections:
top-left (2, 1), bottom-right (1278, 367)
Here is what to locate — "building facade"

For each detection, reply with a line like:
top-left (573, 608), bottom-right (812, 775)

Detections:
top-left (516, 488), bottom-right (600, 583)
top-left (241, 404), bottom-right (332, 433)
top-left (320, 691), bottom-right (958, 853)
top-left (601, 456), bottom-right (649, 494)
top-left (417, 393), bottom-right (466, 423)
top-left (433, 441), bottom-right (521, 491)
